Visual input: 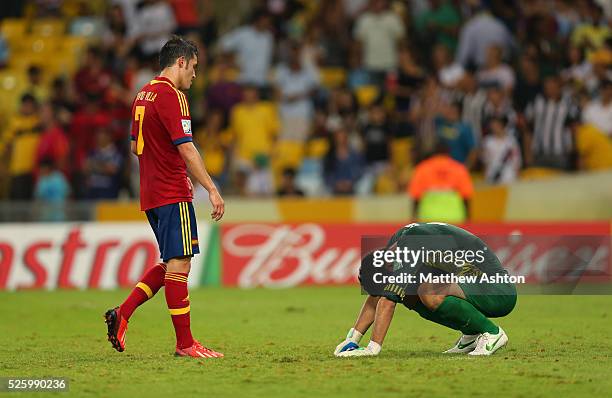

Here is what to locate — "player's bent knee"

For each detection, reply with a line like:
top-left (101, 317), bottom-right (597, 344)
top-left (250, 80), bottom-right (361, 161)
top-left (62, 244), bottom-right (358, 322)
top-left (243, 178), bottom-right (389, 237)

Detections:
top-left (166, 256), bottom-right (192, 274)
top-left (418, 293), bottom-right (446, 311)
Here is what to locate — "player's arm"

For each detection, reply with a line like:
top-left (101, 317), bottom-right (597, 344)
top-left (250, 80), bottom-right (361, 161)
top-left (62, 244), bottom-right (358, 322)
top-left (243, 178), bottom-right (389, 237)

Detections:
top-left (370, 297), bottom-right (396, 346)
top-left (335, 296), bottom-right (395, 358)
top-left (333, 295), bottom-right (379, 356)
top-left (157, 89), bottom-right (225, 220)
top-left (177, 142), bottom-right (224, 221)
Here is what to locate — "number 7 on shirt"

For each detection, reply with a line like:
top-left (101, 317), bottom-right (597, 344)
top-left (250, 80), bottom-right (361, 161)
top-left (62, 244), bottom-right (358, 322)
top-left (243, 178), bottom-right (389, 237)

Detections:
top-left (135, 105), bottom-right (145, 155)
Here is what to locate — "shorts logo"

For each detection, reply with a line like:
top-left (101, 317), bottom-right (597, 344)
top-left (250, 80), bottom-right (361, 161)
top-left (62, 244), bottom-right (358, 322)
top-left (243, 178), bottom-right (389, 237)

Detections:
top-left (182, 119), bottom-right (192, 135)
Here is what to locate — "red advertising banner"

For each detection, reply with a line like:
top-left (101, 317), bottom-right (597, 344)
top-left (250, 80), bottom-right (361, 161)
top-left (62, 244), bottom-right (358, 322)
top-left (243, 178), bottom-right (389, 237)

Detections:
top-left (0, 222), bottom-right (213, 290)
top-left (220, 222), bottom-right (611, 288)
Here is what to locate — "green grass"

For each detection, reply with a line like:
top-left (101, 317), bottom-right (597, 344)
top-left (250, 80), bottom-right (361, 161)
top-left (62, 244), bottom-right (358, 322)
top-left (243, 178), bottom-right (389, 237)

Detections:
top-left (0, 287), bottom-right (611, 398)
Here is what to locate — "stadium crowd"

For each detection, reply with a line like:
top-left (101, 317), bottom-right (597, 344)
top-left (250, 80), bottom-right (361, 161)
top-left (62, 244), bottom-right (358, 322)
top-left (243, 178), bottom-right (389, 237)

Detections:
top-left (0, 0), bottom-right (611, 204)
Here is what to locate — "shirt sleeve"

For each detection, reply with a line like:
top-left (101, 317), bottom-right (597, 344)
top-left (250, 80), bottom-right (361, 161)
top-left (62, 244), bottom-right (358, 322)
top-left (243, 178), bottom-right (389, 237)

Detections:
top-left (157, 89), bottom-right (193, 146)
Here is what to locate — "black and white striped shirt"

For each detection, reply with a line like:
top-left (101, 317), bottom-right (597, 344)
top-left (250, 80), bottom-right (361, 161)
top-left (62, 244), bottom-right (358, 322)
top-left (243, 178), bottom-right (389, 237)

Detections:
top-left (525, 94), bottom-right (579, 156)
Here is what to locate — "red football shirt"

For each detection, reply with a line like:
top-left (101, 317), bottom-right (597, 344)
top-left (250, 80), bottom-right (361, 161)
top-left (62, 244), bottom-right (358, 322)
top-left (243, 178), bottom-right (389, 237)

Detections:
top-left (130, 76), bottom-right (193, 210)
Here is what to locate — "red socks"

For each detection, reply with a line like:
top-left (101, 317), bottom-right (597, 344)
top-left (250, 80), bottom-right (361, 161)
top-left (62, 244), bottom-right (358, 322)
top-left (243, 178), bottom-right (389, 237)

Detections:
top-left (164, 272), bottom-right (194, 349)
top-left (119, 263), bottom-right (167, 321)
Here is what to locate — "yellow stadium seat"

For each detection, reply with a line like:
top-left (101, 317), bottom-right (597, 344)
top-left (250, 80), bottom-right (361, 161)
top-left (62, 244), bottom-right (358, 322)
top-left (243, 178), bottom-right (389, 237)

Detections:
top-left (46, 55), bottom-right (80, 79)
top-left (355, 85), bottom-right (379, 107)
top-left (60, 36), bottom-right (90, 60)
top-left (13, 35), bottom-right (61, 54)
top-left (31, 18), bottom-right (66, 37)
top-left (320, 67), bottom-right (346, 89)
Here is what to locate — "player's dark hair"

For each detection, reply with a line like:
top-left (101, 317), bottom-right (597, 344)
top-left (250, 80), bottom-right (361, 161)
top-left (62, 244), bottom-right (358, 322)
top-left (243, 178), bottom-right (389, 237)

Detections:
top-left (159, 36), bottom-right (198, 69)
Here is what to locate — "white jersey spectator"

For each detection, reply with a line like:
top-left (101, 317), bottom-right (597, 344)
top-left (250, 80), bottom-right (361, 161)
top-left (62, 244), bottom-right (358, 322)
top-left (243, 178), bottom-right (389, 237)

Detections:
top-left (456, 10), bottom-right (514, 68)
top-left (525, 77), bottom-right (579, 169)
top-left (274, 45), bottom-right (320, 141)
top-left (220, 12), bottom-right (274, 86)
top-left (353, 0), bottom-right (405, 73)
top-left (132, 0), bottom-right (177, 56)
top-left (482, 124), bottom-right (521, 184)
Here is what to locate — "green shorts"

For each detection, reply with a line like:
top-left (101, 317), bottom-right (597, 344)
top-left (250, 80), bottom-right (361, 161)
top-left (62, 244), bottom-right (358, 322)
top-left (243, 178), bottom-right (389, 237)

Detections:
top-left (458, 282), bottom-right (517, 318)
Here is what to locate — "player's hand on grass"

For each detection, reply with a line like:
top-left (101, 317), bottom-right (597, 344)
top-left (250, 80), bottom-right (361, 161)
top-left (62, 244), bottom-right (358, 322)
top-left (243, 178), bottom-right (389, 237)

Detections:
top-left (336, 341), bottom-right (381, 358)
top-left (209, 189), bottom-right (225, 221)
top-left (334, 328), bottom-right (363, 356)
top-left (334, 340), bottom-right (360, 356)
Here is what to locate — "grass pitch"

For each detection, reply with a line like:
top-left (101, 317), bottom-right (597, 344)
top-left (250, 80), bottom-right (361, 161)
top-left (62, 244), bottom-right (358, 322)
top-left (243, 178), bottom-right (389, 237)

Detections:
top-left (1, 287), bottom-right (611, 398)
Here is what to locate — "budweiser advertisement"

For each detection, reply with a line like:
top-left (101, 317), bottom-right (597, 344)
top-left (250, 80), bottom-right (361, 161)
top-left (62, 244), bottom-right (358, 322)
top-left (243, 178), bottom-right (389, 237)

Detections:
top-left (221, 223), bottom-right (612, 288)
top-left (0, 222), bottom-right (212, 290)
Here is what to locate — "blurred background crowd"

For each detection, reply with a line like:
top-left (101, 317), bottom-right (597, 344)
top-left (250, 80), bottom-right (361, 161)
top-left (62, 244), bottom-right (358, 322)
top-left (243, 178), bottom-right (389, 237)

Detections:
top-left (0, 0), bottom-right (611, 208)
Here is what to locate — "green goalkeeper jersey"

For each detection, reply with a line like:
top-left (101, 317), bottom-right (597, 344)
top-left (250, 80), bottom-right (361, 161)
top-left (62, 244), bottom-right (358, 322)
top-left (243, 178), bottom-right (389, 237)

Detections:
top-left (380, 222), bottom-right (509, 303)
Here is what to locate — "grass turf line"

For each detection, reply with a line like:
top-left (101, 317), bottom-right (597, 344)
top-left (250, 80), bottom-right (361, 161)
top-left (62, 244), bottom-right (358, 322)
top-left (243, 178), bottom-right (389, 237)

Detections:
top-left (0, 287), bottom-right (611, 398)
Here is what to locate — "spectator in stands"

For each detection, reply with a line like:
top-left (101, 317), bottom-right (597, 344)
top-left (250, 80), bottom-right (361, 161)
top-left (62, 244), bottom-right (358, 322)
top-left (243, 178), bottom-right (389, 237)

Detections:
top-left (129, 0), bottom-right (177, 59)
top-left (4, 94), bottom-right (41, 200)
top-left (431, 43), bottom-right (464, 89)
top-left (69, 93), bottom-right (112, 197)
top-left (353, 0), bottom-right (405, 86)
top-left (482, 115), bottom-right (522, 184)
top-left (584, 48), bottom-right (612, 96)
top-left (34, 158), bottom-right (70, 222)
top-left (229, 85), bottom-right (279, 167)
top-left (435, 102), bottom-right (477, 167)
top-left (84, 128), bottom-right (122, 200)
top-left (245, 154), bottom-right (274, 197)
top-left (458, 72), bottom-right (487, 142)
top-left (477, 45), bottom-right (516, 92)
top-left (311, 0), bottom-right (351, 68)
top-left (220, 9), bottom-right (274, 87)
top-left (49, 77), bottom-right (76, 129)
top-left (561, 45), bottom-right (592, 87)
top-left (361, 102), bottom-right (392, 168)
top-left (414, 0), bottom-right (461, 52)
top-left (455, 4), bottom-right (514, 69)
top-left (583, 78), bottom-right (612, 136)
top-left (393, 46), bottom-right (425, 112)
top-left (409, 76), bottom-right (450, 158)
top-left (24, 65), bottom-right (48, 103)
top-left (573, 122), bottom-right (612, 170)
top-left (482, 85), bottom-right (517, 137)
top-left (514, 55), bottom-right (542, 113)
top-left (571, 2), bottom-right (611, 53)
top-left (169, 0), bottom-right (201, 35)
top-left (524, 75), bottom-right (580, 169)
top-left (408, 142), bottom-right (473, 222)
top-left (324, 126), bottom-right (364, 195)
top-left (274, 42), bottom-right (319, 142)
top-left (194, 110), bottom-right (231, 188)
top-left (205, 53), bottom-right (243, 117)
top-left (35, 103), bottom-right (69, 178)
top-left (277, 167), bottom-right (304, 197)
top-left (74, 46), bottom-right (113, 103)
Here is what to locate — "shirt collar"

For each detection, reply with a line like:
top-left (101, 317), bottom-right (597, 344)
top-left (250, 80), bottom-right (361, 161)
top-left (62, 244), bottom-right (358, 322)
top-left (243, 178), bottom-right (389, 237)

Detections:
top-left (153, 76), bottom-right (175, 87)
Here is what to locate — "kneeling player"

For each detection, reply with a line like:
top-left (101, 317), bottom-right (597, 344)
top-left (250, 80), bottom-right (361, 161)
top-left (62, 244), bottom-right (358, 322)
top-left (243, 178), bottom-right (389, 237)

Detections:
top-left (334, 222), bottom-right (517, 357)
